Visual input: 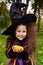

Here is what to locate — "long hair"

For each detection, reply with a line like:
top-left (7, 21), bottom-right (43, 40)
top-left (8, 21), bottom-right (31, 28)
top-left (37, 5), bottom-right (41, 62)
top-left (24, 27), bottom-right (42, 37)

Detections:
top-left (27, 22), bottom-right (36, 54)
top-left (6, 22), bottom-right (36, 55)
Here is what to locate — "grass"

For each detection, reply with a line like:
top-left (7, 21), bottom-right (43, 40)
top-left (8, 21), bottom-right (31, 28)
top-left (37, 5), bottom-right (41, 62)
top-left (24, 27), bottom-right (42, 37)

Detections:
top-left (36, 32), bottom-right (43, 65)
top-left (0, 32), bottom-right (43, 65)
top-left (0, 35), bottom-right (8, 65)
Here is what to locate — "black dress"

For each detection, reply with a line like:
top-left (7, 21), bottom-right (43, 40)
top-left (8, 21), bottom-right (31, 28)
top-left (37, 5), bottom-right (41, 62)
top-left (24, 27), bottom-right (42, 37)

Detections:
top-left (6, 38), bottom-right (32, 65)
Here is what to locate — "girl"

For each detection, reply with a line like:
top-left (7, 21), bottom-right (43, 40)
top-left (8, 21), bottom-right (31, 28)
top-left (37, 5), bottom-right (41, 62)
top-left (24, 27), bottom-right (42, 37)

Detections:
top-left (2, 2), bottom-right (36, 65)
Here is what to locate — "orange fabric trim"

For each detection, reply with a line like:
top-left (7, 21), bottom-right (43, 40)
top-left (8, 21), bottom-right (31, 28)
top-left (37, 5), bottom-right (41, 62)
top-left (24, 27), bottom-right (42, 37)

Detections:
top-left (13, 59), bottom-right (17, 65)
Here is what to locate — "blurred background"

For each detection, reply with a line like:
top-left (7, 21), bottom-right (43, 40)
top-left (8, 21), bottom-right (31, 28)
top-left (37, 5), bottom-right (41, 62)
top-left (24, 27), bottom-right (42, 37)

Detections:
top-left (0, 0), bottom-right (43, 65)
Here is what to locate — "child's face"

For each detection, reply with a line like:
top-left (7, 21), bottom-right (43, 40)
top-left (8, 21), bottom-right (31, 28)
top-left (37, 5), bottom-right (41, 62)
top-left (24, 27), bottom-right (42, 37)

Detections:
top-left (15, 24), bottom-right (27, 40)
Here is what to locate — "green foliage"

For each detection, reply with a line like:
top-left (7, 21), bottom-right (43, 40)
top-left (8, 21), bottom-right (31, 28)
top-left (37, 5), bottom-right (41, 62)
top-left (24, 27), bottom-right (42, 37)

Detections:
top-left (0, 2), bottom-right (11, 32)
top-left (0, 35), bottom-right (8, 65)
top-left (36, 32), bottom-right (43, 65)
top-left (35, 18), bottom-right (43, 31)
top-left (0, 15), bottom-right (4, 28)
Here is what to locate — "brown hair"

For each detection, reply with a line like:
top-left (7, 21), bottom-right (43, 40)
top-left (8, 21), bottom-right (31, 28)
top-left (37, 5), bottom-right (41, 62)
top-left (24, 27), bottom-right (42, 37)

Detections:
top-left (6, 22), bottom-right (36, 56)
top-left (27, 22), bottom-right (36, 54)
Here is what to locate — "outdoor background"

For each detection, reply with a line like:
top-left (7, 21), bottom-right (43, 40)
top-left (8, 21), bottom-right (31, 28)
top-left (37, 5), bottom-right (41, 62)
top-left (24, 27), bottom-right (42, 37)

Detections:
top-left (0, 0), bottom-right (43, 65)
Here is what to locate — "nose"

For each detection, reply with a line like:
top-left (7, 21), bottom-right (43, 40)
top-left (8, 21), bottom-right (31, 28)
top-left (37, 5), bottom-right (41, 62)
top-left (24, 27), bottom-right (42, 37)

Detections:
top-left (20, 32), bottom-right (23, 36)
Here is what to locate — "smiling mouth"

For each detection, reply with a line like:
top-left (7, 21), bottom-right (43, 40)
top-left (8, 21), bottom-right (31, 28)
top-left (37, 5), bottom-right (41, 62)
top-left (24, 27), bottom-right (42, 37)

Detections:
top-left (19, 37), bottom-right (23, 38)
top-left (18, 36), bottom-right (24, 38)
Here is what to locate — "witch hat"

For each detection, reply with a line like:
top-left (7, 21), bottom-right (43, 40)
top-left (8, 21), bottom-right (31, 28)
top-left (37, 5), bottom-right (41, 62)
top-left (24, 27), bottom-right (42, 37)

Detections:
top-left (2, 2), bottom-right (36, 35)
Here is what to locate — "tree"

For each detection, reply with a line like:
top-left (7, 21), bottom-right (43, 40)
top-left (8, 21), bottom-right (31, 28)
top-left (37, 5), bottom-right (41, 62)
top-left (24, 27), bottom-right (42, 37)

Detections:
top-left (21, 0), bottom-right (29, 15)
top-left (0, 1), bottom-right (11, 33)
top-left (34, 0), bottom-right (43, 32)
top-left (8, 0), bottom-right (20, 3)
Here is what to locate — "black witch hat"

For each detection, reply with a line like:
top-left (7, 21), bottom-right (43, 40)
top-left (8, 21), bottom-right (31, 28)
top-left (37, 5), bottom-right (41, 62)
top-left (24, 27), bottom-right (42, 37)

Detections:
top-left (2, 2), bottom-right (36, 35)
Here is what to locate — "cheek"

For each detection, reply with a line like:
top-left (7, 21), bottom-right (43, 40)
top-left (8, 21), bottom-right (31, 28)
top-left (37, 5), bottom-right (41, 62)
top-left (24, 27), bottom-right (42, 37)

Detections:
top-left (16, 32), bottom-right (19, 36)
top-left (23, 33), bottom-right (27, 37)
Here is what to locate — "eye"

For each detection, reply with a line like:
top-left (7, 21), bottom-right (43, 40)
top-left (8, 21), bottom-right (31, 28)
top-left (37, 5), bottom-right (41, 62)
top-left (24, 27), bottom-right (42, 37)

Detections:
top-left (23, 31), bottom-right (26, 32)
top-left (18, 31), bottom-right (20, 32)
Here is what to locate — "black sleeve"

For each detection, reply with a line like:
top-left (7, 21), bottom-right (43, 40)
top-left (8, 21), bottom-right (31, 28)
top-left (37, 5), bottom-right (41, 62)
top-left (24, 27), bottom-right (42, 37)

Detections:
top-left (5, 38), bottom-right (17, 59)
top-left (6, 48), bottom-right (17, 59)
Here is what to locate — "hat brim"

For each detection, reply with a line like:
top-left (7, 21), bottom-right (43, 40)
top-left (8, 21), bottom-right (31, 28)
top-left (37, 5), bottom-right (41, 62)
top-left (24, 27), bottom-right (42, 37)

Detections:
top-left (2, 25), bottom-right (14, 35)
top-left (2, 14), bottom-right (36, 35)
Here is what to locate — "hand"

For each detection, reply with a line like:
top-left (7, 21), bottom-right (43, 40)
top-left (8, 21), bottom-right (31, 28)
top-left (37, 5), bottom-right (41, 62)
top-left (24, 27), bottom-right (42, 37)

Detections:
top-left (12, 45), bottom-right (24, 53)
